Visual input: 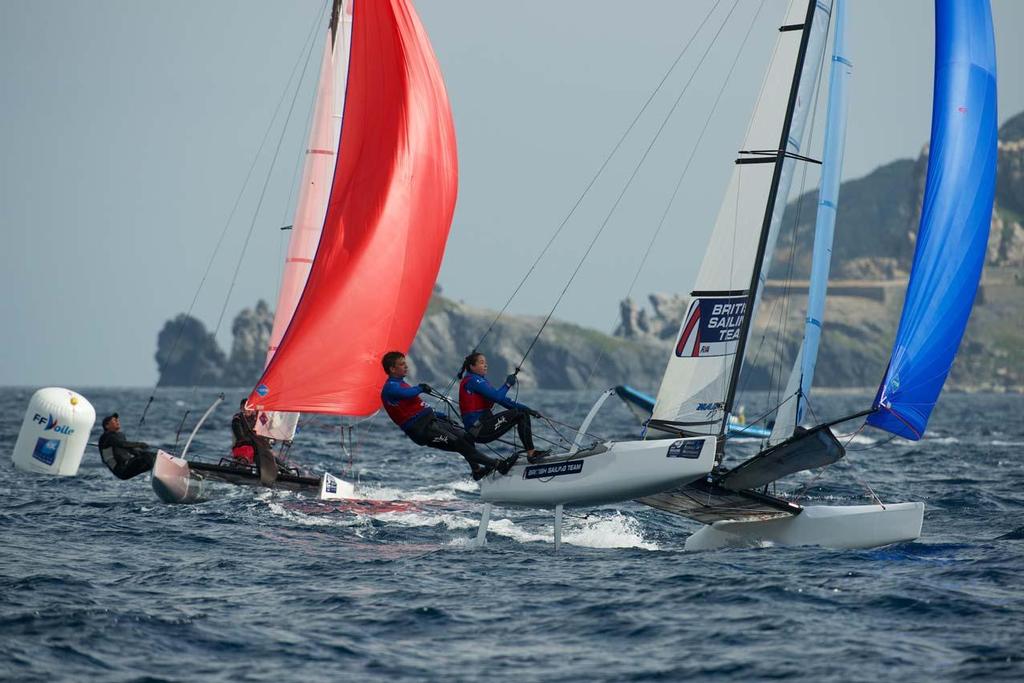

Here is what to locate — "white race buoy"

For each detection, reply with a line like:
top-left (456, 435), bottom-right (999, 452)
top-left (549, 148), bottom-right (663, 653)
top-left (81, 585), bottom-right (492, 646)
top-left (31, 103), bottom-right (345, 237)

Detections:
top-left (12, 388), bottom-right (96, 476)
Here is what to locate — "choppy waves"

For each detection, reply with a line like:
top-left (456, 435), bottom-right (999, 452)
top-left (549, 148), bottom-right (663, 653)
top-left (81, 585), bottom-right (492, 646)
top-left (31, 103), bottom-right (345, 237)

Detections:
top-left (1, 388), bottom-right (1022, 681)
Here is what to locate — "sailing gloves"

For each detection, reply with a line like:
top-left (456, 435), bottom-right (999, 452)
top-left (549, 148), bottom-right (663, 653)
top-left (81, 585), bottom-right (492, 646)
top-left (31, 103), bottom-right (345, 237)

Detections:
top-left (418, 383), bottom-right (434, 395)
top-left (505, 374), bottom-right (517, 387)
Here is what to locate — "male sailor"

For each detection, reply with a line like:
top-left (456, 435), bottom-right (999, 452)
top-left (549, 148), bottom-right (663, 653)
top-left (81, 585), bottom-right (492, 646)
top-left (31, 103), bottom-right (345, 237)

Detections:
top-left (380, 351), bottom-right (514, 480)
top-left (96, 413), bottom-right (157, 480)
top-left (459, 352), bottom-right (548, 463)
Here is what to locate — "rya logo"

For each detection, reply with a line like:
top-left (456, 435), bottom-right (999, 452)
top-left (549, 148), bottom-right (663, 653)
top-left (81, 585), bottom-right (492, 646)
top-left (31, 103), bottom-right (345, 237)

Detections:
top-left (33, 413), bottom-right (74, 435)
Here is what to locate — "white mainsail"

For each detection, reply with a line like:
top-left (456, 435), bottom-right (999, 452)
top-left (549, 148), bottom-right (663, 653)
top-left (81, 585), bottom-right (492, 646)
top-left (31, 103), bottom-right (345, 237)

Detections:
top-left (258, 1), bottom-right (353, 441)
top-left (651, 0), bottom-right (833, 436)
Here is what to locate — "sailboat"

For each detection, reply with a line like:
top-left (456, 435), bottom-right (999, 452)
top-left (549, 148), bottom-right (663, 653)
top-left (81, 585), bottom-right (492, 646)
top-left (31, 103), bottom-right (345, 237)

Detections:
top-left (639, 0), bottom-right (997, 550)
top-left (473, 0), bottom-right (842, 547)
top-left (152, 0), bottom-right (459, 504)
top-left (472, 0), bottom-right (841, 547)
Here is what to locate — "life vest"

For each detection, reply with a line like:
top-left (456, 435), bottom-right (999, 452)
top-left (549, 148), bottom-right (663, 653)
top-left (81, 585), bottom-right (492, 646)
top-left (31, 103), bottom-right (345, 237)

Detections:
top-left (382, 380), bottom-right (431, 428)
top-left (459, 374), bottom-right (494, 417)
top-left (231, 444), bottom-right (255, 464)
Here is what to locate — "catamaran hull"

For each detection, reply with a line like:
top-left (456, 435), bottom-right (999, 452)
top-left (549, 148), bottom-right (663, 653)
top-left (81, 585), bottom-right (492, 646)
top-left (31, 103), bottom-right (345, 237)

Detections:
top-left (151, 451), bottom-right (355, 504)
top-left (152, 450), bottom-right (206, 504)
top-left (683, 501), bottom-right (925, 551)
top-left (479, 437), bottom-right (715, 508)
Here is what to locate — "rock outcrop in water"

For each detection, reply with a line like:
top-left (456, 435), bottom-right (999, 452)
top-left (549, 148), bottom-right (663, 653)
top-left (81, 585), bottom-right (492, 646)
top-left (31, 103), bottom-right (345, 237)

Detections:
top-left (155, 314), bottom-right (226, 387)
top-left (222, 300), bottom-right (274, 387)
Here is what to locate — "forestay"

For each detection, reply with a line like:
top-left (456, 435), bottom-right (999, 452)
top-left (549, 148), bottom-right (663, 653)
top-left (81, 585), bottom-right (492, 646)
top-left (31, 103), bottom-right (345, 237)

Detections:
top-left (651, 0), bottom-right (833, 436)
top-left (868, 0), bottom-right (997, 440)
top-left (249, 0), bottom-right (459, 417)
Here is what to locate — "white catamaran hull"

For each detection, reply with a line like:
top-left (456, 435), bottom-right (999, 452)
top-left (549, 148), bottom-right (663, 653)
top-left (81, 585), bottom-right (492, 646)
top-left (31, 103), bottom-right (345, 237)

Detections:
top-left (151, 450), bottom-right (355, 505)
top-left (479, 436), bottom-right (715, 509)
top-left (683, 502), bottom-right (925, 551)
top-left (151, 450), bottom-right (205, 504)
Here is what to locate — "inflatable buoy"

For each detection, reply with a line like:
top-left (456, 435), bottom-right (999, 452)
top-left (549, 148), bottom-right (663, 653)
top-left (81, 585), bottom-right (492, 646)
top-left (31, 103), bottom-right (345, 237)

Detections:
top-left (12, 388), bottom-right (96, 476)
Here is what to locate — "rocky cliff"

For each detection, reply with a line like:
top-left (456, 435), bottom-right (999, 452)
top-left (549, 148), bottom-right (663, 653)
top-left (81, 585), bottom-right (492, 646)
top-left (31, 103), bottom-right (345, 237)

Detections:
top-left (156, 113), bottom-right (1024, 391)
top-left (155, 301), bottom-right (274, 388)
top-left (617, 111), bottom-right (1024, 391)
top-left (409, 292), bottom-right (667, 389)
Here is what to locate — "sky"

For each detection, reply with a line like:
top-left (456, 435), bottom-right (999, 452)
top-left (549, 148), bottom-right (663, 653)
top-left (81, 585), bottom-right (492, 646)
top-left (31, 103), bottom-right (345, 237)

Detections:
top-left (2, 0), bottom-right (1023, 387)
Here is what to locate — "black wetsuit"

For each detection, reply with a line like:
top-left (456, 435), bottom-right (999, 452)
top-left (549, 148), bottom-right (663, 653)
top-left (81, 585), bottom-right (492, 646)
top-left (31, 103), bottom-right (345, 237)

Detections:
top-left (231, 411), bottom-right (258, 450)
top-left (97, 430), bottom-right (156, 480)
top-left (403, 412), bottom-right (499, 472)
top-left (470, 407), bottom-right (536, 451)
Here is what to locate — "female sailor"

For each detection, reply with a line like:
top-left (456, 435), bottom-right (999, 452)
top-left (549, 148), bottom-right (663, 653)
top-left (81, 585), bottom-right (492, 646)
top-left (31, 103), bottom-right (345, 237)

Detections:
top-left (458, 353), bottom-right (548, 463)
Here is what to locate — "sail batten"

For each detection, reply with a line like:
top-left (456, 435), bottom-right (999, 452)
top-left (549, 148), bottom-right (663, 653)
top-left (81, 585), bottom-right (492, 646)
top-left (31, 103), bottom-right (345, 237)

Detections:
top-left (867, 0), bottom-right (996, 440)
top-left (249, 0), bottom-right (458, 417)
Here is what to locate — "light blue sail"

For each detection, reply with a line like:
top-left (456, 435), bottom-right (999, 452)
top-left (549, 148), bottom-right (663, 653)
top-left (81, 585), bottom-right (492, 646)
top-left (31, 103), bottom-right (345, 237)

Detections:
top-left (771, 0), bottom-right (852, 444)
top-left (867, 0), bottom-right (997, 439)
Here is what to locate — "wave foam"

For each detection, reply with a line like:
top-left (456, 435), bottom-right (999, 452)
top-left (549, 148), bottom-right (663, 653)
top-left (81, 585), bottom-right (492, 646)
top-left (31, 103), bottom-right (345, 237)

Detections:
top-left (486, 512), bottom-right (657, 550)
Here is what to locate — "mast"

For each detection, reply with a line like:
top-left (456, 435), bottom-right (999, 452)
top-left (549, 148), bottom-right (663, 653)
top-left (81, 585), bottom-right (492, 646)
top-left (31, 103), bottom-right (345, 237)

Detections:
top-left (722, 0), bottom-right (824, 426)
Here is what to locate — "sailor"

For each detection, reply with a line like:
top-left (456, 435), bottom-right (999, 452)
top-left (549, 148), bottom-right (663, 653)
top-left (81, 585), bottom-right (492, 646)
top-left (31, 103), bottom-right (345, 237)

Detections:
top-left (96, 413), bottom-right (157, 480)
top-left (231, 398), bottom-right (258, 464)
top-left (380, 351), bottom-right (514, 480)
top-left (458, 352), bottom-right (548, 463)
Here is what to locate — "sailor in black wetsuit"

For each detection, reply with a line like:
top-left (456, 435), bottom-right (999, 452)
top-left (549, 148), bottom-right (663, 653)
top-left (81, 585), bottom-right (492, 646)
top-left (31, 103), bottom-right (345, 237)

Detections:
top-left (231, 399), bottom-right (259, 464)
top-left (96, 413), bottom-right (157, 480)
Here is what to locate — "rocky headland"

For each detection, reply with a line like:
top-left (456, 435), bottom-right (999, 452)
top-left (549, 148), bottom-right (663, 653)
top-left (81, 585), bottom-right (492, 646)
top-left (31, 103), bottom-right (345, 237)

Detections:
top-left (156, 112), bottom-right (1024, 392)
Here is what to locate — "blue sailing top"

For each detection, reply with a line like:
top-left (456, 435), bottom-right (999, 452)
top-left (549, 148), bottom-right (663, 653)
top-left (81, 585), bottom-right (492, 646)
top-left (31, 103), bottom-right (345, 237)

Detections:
top-left (867, 0), bottom-right (997, 439)
top-left (459, 372), bottom-right (526, 429)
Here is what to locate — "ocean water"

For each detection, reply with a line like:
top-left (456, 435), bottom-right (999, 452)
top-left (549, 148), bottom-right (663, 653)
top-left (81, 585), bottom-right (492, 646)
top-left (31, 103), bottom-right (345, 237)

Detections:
top-left (1, 387), bottom-right (1022, 682)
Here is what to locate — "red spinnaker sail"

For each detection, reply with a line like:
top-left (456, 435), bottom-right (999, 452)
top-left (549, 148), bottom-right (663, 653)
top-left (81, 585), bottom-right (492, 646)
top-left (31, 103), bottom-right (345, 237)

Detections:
top-left (249, 0), bottom-right (458, 416)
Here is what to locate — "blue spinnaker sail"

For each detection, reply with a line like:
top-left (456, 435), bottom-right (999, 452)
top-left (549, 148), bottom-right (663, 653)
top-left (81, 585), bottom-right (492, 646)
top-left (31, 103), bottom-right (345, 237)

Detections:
top-left (867, 0), bottom-right (997, 439)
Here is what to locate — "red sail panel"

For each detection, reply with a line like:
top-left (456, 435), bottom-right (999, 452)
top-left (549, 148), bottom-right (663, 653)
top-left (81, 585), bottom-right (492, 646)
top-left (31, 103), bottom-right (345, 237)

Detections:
top-left (249, 0), bottom-right (457, 416)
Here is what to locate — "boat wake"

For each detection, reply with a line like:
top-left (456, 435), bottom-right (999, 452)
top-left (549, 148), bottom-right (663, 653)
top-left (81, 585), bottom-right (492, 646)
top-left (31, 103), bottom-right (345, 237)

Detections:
top-left (448, 511), bottom-right (659, 551)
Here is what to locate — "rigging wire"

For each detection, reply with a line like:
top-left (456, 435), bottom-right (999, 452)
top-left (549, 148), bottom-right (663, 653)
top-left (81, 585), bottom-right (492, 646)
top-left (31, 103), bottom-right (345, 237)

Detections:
top-left (139, 1), bottom-right (329, 425)
top-left (443, 0), bottom-right (726, 389)
top-left (274, 58), bottom-right (324, 319)
top-left (514, 0), bottom-right (744, 374)
top-left (568, 0), bottom-right (770, 416)
top-left (209, 6), bottom-right (325, 353)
